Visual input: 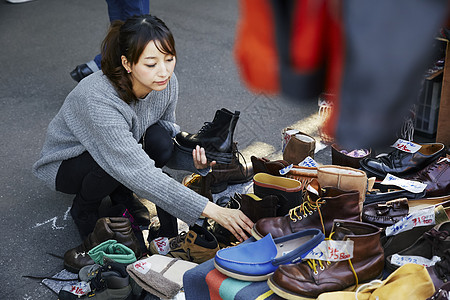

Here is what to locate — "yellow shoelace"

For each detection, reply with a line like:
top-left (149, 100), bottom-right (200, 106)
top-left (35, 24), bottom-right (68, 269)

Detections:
top-left (288, 194), bottom-right (326, 234)
top-left (305, 231), bottom-right (359, 288)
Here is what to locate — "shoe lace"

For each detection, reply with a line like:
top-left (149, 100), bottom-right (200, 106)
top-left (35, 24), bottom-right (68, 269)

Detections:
top-left (232, 142), bottom-right (250, 179)
top-left (198, 122), bottom-right (214, 134)
top-left (288, 192), bottom-right (326, 234)
top-left (169, 231), bottom-right (187, 249)
top-left (305, 231), bottom-right (360, 289)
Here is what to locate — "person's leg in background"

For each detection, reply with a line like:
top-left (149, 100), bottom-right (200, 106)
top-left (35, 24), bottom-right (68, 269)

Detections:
top-left (142, 123), bottom-right (179, 239)
top-left (70, 0), bottom-right (150, 82)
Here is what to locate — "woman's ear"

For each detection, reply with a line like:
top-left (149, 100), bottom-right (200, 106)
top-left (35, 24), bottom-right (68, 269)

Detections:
top-left (121, 55), bottom-right (132, 73)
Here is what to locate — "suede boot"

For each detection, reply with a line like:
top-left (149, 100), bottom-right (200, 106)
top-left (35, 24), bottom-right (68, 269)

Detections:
top-left (268, 220), bottom-right (384, 299)
top-left (64, 217), bottom-right (141, 273)
top-left (252, 179), bottom-right (360, 239)
top-left (253, 173), bottom-right (303, 216)
top-left (282, 128), bottom-right (316, 165)
top-left (317, 165), bottom-right (367, 216)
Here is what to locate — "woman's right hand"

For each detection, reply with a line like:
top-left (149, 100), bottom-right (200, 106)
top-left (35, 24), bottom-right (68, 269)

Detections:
top-left (201, 201), bottom-right (254, 242)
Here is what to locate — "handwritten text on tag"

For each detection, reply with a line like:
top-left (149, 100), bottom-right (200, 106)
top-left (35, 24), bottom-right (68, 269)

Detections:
top-left (381, 173), bottom-right (427, 194)
top-left (304, 240), bottom-right (354, 261)
top-left (391, 254), bottom-right (441, 268)
top-left (133, 258), bottom-right (152, 274)
top-left (298, 156), bottom-right (319, 168)
top-left (385, 206), bottom-right (435, 236)
top-left (391, 139), bottom-right (422, 153)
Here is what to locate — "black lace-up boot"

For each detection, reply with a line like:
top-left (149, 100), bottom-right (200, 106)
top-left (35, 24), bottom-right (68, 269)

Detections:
top-left (175, 108), bottom-right (240, 164)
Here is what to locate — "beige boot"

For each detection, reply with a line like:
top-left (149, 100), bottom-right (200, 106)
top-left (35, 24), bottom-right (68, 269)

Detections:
top-left (317, 165), bottom-right (367, 216)
top-left (282, 128), bottom-right (316, 165)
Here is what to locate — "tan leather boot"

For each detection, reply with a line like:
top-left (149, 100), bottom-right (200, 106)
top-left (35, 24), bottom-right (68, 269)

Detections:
top-left (268, 219), bottom-right (384, 299)
top-left (282, 128), bottom-right (316, 165)
top-left (64, 217), bottom-right (141, 273)
top-left (252, 179), bottom-right (360, 239)
top-left (317, 165), bottom-right (367, 216)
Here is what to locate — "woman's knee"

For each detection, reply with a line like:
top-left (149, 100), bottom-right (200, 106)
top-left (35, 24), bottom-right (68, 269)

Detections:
top-left (143, 123), bottom-right (174, 167)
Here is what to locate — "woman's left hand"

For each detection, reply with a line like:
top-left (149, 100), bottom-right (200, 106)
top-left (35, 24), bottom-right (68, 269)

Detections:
top-left (192, 145), bottom-right (216, 170)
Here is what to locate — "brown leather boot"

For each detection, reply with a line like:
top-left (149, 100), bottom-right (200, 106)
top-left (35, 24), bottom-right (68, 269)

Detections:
top-left (317, 165), bottom-right (367, 215)
top-left (64, 217), bottom-right (141, 273)
top-left (252, 179), bottom-right (360, 239)
top-left (251, 156), bottom-right (290, 176)
top-left (268, 220), bottom-right (384, 299)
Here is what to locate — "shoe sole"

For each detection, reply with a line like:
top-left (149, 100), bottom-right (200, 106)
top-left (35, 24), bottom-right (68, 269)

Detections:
top-left (251, 227), bottom-right (264, 240)
top-left (174, 140), bottom-right (233, 164)
top-left (267, 272), bottom-right (384, 299)
top-left (214, 261), bottom-right (273, 282)
top-left (408, 194), bottom-right (450, 211)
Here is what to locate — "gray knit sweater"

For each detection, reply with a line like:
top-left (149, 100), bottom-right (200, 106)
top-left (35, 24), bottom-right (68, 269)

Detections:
top-left (32, 71), bottom-right (208, 225)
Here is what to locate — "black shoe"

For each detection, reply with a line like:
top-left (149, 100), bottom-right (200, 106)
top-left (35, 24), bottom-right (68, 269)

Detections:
top-left (175, 108), bottom-right (240, 164)
top-left (70, 63), bottom-right (94, 82)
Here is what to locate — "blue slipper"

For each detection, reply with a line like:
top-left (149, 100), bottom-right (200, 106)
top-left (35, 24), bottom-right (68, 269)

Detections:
top-left (214, 228), bottom-right (324, 281)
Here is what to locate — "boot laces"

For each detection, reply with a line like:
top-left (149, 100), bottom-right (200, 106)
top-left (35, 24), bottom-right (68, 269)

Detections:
top-left (198, 122), bottom-right (213, 134)
top-left (233, 143), bottom-right (250, 179)
top-left (170, 231), bottom-right (187, 249)
top-left (305, 231), bottom-right (359, 288)
top-left (289, 193), bottom-right (326, 234)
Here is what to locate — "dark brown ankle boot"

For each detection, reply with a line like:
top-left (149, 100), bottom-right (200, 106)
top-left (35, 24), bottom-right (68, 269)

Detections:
top-left (64, 217), bottom-right (141, 273)
top-left (236, 193), bottom-right (278, 223)
top-left (252, 179), bottom-right (360, 239)
top-left (268, 220), bottom-right (384, 299)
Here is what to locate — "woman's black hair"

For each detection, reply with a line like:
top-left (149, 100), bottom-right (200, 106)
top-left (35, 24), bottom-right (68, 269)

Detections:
top-left (101, 14), bottom-right (176, 104)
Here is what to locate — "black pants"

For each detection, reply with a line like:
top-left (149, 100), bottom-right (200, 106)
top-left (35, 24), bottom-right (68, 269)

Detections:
top-left (55, 123), bottom-right (179, 238)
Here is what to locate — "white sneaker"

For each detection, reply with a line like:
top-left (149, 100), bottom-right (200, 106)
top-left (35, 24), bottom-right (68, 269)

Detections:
top-left (6, 0), bottom-right (36, 3)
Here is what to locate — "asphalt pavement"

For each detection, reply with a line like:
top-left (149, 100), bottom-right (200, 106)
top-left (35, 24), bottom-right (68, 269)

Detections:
top-left (0, 0), bottom-right (326, 299)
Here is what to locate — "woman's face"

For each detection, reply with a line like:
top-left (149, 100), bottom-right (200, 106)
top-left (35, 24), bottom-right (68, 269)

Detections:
top-left (123, 40), bottom-right (176, 99)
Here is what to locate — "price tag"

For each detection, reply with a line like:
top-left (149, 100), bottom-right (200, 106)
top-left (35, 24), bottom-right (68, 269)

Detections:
top-left (282, 129), bottom-right (300, 152)
top-left (61, 282), bottom-right (91, 296)
top-left (279, 164), bottom-right (294, 175)
top-left (150, 237), bottom-right (170, 255)
top-left (133, 258), bottom-right (152, 274)
top-left (390, 254), bottom-right (441, 268)
top-left (391, 139), bottom-right (422, 153)
top-left (304, 240), bottom-right (354, 261)
top-left (385, 206), bottom-right (435, 237)
top-left (381, 173), bottom-right (427, 194)
top-left (298, 156), bottom-right (319, 168)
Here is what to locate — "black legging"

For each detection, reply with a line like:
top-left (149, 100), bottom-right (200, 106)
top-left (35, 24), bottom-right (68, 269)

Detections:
top-left (55, 123), bottom-right (178, 237)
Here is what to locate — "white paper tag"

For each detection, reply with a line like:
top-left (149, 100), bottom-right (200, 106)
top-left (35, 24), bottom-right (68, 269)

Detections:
top-left (298, 156), bottom-right (319, 168)
top-left (151, 237), bottom-right (171, 255)
top-left (391, 139), bottom-right (422, 153)
top-left (304, 240), bottom-right (354, 261)
top-left (279, 164), bottom-right (294, 175)
top-left (282, 129), bottom-right (300, 152)
top-left (385, 206), bottom-right (435, 237)
top-left (381, 173), bottom-right (427, 193)
top-left (62, 281), bottom-right (91, 296)
top-left (390, 254), bottom-right (441, 268)
top-left (133, 258), bottom-right (152, 274)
